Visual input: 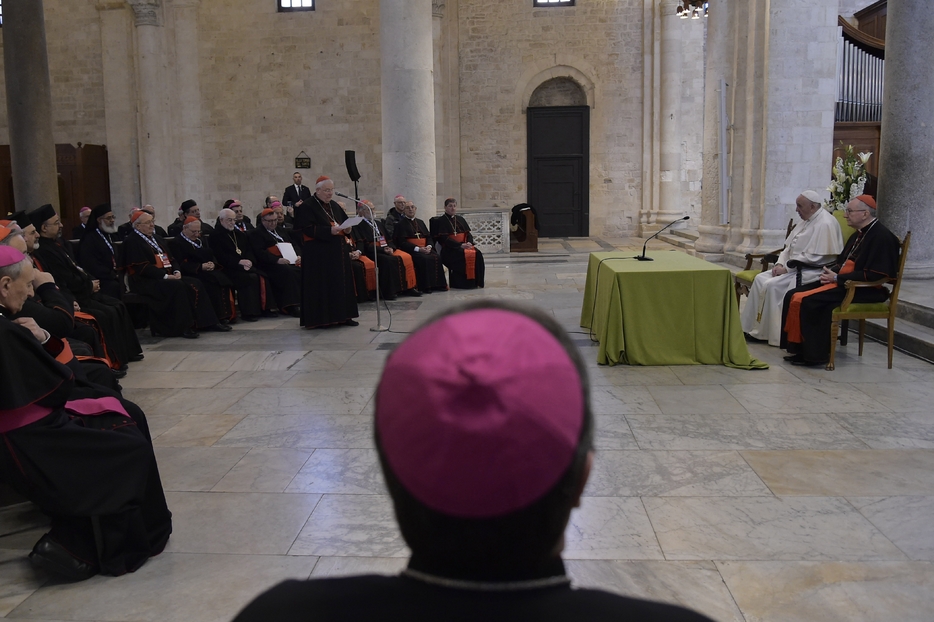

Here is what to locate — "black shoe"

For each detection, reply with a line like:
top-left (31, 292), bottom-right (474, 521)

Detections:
top-left (344, 319), bottom-right (360, 327)
top-left (206, 324), bottom-right (233, 332)
top-left (791, 358), bottom-right (828, 367)
top-left (382, 294), bottom-right (397, 301)
top-left (243, 315), bottom-right (259, 322)
top-left (129, 353), bottom-right (145, 362)
top-left (783, 353), bottom-right (804, 362)
top-left (112, 368), bottom-right (127, 379)
top-left (182, 329), bottom-right (200, 339)
top-left (29, 534), bottom-right (98, 581)
top-left (261, 310), bottom-right (278, 318)
top-left (286, 307), bottom-right (302, 318)
top-left (404, 289), bottom-right (422, 297)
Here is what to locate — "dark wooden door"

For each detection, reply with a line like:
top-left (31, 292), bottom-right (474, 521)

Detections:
top-left (527, 106), bottom-right (589, 237)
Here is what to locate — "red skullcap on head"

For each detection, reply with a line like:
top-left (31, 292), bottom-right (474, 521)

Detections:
top-left (376, 308), bottom-right (585, 519)
top-left (129, 210), bottom-right (147, 223)
top-left (270, 201), bottom-right (282, 208)
top-left (394, 195), bottom-right (405, 200)
top-left (260, 208), bottom-right (276, 218)
top-left (316, 176), bottom-right (330, 184)
top-left (229, 200), bottom-right (242, 208)
top-left (0, 226), bottom-right (12, 243)
top-left (79, 206), bottom-right (91, 215)
top-left (0, 246), bottom-right (27, 268)
top-left (183, 216), bottom-right (199, 226)
top-left (856, 194), bottom-right (877, 210)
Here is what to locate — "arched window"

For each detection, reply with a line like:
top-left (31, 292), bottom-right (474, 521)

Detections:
top-left (529, 77), bottom-right (587, 108)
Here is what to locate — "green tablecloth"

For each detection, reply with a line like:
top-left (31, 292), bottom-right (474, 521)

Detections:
top-left (580, 251), bottom-right (768, 368)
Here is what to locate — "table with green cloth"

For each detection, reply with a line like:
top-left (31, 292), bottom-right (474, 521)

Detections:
top-left (580, 250), bottom-right (768, 368)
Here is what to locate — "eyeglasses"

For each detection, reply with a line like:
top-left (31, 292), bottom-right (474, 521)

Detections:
top-left (262, 217), bottom-right (278, 223)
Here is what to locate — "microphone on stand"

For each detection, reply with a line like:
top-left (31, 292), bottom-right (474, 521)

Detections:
top-left (334, 191), bottom-right (366, 206)
top-left (636, 216), bottom-right (690, 261)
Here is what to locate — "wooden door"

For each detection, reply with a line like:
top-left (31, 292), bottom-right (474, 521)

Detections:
top-left (527, 106), bottom-right (589, 237)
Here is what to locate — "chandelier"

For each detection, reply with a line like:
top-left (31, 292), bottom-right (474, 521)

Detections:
top-left (676, 1), bottom-right (708, 19)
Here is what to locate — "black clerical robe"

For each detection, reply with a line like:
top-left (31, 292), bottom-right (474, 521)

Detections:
top-left (168, 219), bottom-right (214, 238)
top-left (293, 196), bottom-right (359, 327)
top-left (394, 217), bottom-right (447, 293)
top-left (283, 184), bottom-right (312, 207)
top-left (0, 312), bottom-right (172, 576)
top-left (781, 219), bottom-right (900, 362)
top-left (248, 225), bottom-right (302, 312)
top-left (210, 227), bottom-right (272, 318)
top-left (123, 231), bottom-right (219, 336)
top-left (171, 235), bottom-right (236, 322)
top-left (71, 223), bottom-right (87, 241)
top-left (32, 237), bottom-right (141, 367)
top-left (233, 558), bottom-right (712, 622)
top-left (352, 219), bottom-right (412, 299)
top-left (78, 228), bottom-right (123, 299)
top-left (431, 214), bottom-right (485, 289)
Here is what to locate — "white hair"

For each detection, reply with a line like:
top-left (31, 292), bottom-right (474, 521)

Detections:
top-left (218, 208), bottom-right (235, 219)
top-left (316, 178), bottom-right (333, 189)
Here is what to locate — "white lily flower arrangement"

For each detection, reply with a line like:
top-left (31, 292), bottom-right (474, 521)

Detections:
top-left (825, 143), bottom-right (870, 212)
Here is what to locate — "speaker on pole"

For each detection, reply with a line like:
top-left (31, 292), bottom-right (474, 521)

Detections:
top-left (345, 150), bottom-right (361, 182)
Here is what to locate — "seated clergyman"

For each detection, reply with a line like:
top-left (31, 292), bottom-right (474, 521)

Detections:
top-left (431, 197), bottom-right (485, 290)
top-left (234, 301), bottom-right (712, 622)
top-left (740, 190), bottom-right (843, 345)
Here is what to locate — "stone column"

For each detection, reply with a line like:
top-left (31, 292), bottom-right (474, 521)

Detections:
top-left (2, 0), bottom-right (59, 213)
top-left (877, 0), bottom-right (934, 279)
top-left (99, 2), bottom-right (142, 217)
top-left (129, 0), bottom-right (172, 221)
top-left (656, 0), bottom-right (684, 228)
top-left (696, 0), bottom-right (731, 255)
top-left (380, 0), bottom-right (437, 214)
top-left (432, 2), bottom-right (445, 210)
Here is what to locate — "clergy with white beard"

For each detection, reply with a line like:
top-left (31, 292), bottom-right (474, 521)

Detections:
top-left (78, 204), bottom-right (124, 300)
top-left (741, 190), bottom-right (843, 345)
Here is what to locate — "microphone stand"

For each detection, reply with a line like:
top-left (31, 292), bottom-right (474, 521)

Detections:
top-left (336, 191), bottom-right (387, 332)
top-left (636, 216), bottom-right (690, 261)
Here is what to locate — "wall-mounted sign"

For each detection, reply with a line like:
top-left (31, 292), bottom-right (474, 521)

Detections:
top-left (295, 151), bottom-right (311, 169)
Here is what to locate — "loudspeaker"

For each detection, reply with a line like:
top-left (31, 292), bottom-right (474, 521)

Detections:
top-left (345, 150), bottom-right (361, 182)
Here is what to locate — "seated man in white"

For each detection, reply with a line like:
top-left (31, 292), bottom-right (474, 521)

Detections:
top-left (741, 190), bottom-right (843, 345)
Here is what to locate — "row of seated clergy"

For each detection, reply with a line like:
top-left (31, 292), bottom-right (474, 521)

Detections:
top-left (123, 210), bottom-right (228, 339)
top-left (0, 245), bottom-right (173, 582)
top-left (16, 205), bottom-right (144, 373)
top-left (350, 201), bottom-right (419, 301)
top-left (0, 226), bottom-right (124, 390)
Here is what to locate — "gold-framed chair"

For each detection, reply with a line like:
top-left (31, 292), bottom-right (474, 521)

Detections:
top-left (827, 231), bottom-right (911, 371)
top-left (733, 218), bottom-right (795, 306)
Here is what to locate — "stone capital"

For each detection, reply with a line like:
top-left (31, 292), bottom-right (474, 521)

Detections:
top-left (432, 2), bottom-right (445, 18)
top-left (127, 0), bottom-right (163, 26)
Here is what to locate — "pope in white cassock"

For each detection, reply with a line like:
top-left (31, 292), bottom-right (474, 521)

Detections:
top-left (741, 190), bottom-right (844, 345)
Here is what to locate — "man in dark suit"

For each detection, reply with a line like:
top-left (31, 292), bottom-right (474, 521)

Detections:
top-left (282, 172), bottom-right (312, 210)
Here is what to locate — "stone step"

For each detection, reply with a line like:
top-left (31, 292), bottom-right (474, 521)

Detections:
top-left (657, 232), bottom-right (695, 251)
top-left (669, 228), bottom-right (699, 242)
top-left (861, 316), bottom-right (934, 364)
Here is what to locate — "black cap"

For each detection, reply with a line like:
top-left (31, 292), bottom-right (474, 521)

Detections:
top-left (28, 204), bottom-right (57, 230)
top-left (180, 199), bottom-right (198, 213)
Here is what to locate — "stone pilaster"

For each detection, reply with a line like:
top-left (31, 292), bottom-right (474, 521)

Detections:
top-left (2, 0), bottom-right (59, 213)
top-left (656, 0), bottom-right (684, 228)
top-left (380, 0), bottom-right (437, 213)
top-left (98, 1), bottom-right (142, 217)
top-left (128, 0), bottom-right (172, 219)
top-left (171, 0), bottom-right (207, 217)
top-left (877, 0), bottom-right (934, 279)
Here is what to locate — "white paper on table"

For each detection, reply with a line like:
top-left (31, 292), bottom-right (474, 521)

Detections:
top-left (338, 216), bottom-right (364, 230)
top-left (276, 243), bottom-right (299, 264)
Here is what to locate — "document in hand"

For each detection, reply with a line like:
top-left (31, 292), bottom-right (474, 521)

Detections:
top-left (339, 216), bottom-right (364, 231)
top-left (276, 243), bottom-right (299, 264)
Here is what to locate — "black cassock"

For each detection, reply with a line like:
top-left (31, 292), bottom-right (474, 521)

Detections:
top-left (170, 235), bottom-right (236, 323)
top-left (293, 196), bottom-right (359, 327)
top-left (78, 228), bottom-right (123, 300)
top-left (210, 227), bottom-right (273, 318)
top-left (0, 314), bottom-right (172, 576)
top-left (352, 219), bottom-right (408, 300)
top-left (123, 231), bottom-right (219, 336)
top-left (33, 237), bottom-right (141, 366)
top-left (248, 225), bottom-right (302, 312)
top-left (780, 219), bottom-right (901, 362)
top-left (431, 214), bottom-right (485, 289)
top-left (394, 217), bottom-right (447, 293)
top-left (233, 558), bottom-right (712, 622)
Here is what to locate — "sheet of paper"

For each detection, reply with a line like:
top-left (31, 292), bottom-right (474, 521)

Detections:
top-left (339, 216), bottom-right (364, 230)
top-left (276, 243), bottom-right (299, 265)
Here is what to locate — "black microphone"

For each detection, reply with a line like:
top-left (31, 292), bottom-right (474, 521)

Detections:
top-left (636, 216), bottom-right (690, 261)
top-left (334, 191), bottom-right (366, 206)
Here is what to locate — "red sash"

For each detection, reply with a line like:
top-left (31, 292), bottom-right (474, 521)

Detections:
top-left (784, 259), bottom-right (855, 343)
top-left (450, 232), bottom-right (477, 280)
top-left (408, 237), bottom-right (427, 248)
top-left (394, 250), bottom-right (417, 290)
top-left (75, 311), bottom-right (117, 368)
top-left (360, 255), bottom-right (377, 291)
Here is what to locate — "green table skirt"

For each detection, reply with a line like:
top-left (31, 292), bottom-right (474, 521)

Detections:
top-left (580, 251), bottom-right (768, 368)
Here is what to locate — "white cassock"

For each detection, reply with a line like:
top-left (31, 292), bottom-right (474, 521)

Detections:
top-left (741, 208), bottom-right (844, 345)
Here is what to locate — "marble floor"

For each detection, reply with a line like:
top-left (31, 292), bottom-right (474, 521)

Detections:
top-left (3, 236), bottom-right (934, 621)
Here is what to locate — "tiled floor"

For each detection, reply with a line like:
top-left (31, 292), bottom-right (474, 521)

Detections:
top-left (3, 236), bottom-right (934, 622)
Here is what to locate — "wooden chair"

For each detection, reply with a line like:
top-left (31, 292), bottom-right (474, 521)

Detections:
top-left (733, 218), bottom-right (795, 306)
top-left (827, 231), bottom-right (911, 371)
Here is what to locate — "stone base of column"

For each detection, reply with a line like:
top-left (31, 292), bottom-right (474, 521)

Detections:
top-left (903, 261), bottom-right (934, 281)
top-left (695, 224), bottom-right (728, 254)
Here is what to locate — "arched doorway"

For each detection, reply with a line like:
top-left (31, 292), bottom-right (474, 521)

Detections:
top-left (527, 77), bottom-right (590, 237)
